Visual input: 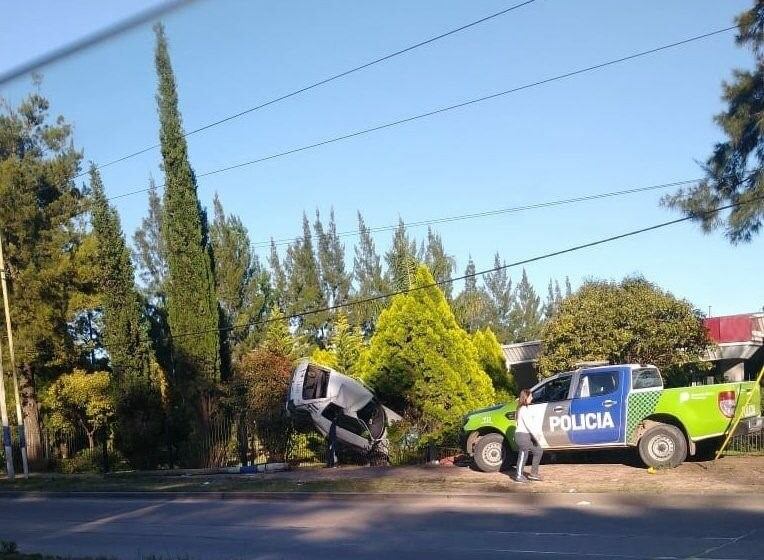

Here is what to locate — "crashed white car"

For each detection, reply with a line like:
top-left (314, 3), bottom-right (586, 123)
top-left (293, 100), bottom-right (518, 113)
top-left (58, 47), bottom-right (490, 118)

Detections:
top-left (286, 359), bottom-right (401, 453)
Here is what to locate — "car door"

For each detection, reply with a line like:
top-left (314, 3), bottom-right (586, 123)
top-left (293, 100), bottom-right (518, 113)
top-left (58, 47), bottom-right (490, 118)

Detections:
top-left (568, 368), bottom-right (627, 446)
top-left (527, 374), bottom-right (573, 448)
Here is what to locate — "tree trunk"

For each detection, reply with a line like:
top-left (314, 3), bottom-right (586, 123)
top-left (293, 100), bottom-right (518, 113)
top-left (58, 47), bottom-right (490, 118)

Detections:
top-left (20, 364), bottom-right (44, 468)
top-left (87, 431), bottom-right (94, 450)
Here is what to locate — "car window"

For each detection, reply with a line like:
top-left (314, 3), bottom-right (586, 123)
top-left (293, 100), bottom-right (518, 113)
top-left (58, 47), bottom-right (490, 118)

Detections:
top-left (532, 375), bottom-right (572, 404)
top-left (632, 368), bottom-right (662, 390)
top-left (576, 371), bottom-right (618, 398)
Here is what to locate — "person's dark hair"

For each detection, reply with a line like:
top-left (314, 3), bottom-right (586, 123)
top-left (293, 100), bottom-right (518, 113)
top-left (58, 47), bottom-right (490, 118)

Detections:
top-left (518, 389), bottom-right (532, 407)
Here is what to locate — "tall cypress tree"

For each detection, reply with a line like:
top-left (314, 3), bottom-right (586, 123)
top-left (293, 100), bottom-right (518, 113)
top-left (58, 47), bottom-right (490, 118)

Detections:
top-left (89, 165), bottom-right (151, 379)
top-left (453, 256), bottom-right (491, 334)
top-left (384, 219), bottom-right (418, 290)
top-left (314, 208), bottom-right (351, 308)
top-left (268, 239), bottom-right (287, 310)
top-left (483, 253), bottom-right (514, 340)
top-left (154, 23), bottom-right (220, 390)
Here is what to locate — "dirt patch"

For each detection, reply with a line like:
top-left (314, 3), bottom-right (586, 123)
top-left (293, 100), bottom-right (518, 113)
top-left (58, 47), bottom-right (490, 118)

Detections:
top-left (1, 455), bottom-right (761, 495)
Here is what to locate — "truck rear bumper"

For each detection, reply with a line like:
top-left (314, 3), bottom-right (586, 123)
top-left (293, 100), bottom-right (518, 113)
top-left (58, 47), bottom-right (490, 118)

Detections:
top-left (734, 416), bottom-right (763, 437)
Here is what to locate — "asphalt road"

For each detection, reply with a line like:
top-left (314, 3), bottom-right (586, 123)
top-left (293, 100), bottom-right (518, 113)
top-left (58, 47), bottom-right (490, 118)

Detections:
top-left (1, 493), bottom-right (762, 559)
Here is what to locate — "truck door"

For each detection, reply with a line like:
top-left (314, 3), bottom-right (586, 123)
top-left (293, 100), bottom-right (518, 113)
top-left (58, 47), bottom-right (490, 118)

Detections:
top-left (568, 368), bottom-right (627, 446)
top-left (529, 374), bottom-right (573, 448)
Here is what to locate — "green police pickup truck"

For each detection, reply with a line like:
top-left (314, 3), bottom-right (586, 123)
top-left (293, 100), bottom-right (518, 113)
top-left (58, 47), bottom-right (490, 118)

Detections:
top-left (463, 364), bottom-right (762, 471)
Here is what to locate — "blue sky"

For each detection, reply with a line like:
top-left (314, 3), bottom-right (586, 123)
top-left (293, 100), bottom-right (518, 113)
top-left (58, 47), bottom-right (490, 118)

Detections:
top-left (1, 0), bottom-right (762, 317)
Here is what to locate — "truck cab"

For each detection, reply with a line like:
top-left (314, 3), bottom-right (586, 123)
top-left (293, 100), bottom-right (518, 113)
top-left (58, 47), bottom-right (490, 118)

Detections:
top-left (463, 364), bottom-right (762, 471)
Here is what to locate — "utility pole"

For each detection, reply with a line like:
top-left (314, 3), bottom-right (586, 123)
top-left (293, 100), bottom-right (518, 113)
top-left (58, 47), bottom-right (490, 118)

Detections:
top-left (0, 336), bottom-right (13, 479)
top-left (0, 235), bottom-right (27, 477)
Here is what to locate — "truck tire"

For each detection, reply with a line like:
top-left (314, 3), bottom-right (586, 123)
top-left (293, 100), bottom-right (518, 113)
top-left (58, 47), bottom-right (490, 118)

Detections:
top-left (473, 433), bottom-right (507, 472)
top-left (638, 424), bottom-right (687, 468)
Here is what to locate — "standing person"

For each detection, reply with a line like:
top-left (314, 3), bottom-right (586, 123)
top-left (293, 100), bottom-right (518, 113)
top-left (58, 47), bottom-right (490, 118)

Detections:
top-left (512, 389), bottom-right (543, 483)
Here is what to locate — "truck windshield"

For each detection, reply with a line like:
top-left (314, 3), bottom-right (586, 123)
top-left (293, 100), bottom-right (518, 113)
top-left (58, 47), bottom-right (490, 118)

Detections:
top-left (532, 375), bottom-right (572, 404)
top-left (632, 368), bottom-right (662, 390)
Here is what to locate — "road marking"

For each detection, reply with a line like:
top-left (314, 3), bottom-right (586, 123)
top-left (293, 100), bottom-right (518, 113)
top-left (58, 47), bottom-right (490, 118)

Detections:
top-left (684, 528), bottom-right (757, 559)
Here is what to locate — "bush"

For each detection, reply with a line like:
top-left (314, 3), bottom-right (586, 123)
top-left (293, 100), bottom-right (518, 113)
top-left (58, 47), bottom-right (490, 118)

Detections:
top-left (113, 379), bottom-right (167, 470)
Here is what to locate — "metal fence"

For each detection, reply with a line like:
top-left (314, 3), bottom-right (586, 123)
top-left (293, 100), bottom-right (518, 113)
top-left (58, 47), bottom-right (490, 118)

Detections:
top-left (727, 432), bottom-right (764, 455)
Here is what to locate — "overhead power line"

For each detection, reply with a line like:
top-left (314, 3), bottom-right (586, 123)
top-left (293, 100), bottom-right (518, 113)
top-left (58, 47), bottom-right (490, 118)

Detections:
top-left (0, 0), bottom-right (196, 86)
top-left (77, 0), bottom-right (537, 179)
top-left (163, 195), bottom-right (760, 345)
top-left (107, 25), bottom-right (735, 203)
top-left (256, 178), bottom-right (701, 248)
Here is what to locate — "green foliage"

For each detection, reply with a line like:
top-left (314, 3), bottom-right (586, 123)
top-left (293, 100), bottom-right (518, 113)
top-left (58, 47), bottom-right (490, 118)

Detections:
top-left (423, 227), bottom-right (455, 300)
top-left (542, 277), bottom-right (570, 319)
top-left (384, 219), bottom-right (419, 291)
top-left (309, 313), bottom-right (363, 377)
top-left (314, 208), bottom-right (351, 308)
top-left (132, 177), bottom-right (167, 303)
top-left (510, 268), bottom-right (543, 342)
top-left (453, 257), bottom-right (492, 334)
top-left (351, 211), bottom-right (388, 335)
top-left (268, 239), bottom-right (288, 310)
top-left (211, 193), bottom-right (270, 361)
top-left (663, 2), bottom-right (764, 242)
top-left (284, 214), bottom-right (326, 345)
top-left (472, 327), bottom-right (515, 397)
top-left (482, 253), bottom-right (514, 341)
top-left (233, 347), bottom-right (294, 460)
top-left (154, 23), bottom-right (220, 389)
top-left (89, 165), bottom-right (152, 381)
top-left (113, 376), bottom-right (167, 469)
top-left (43, 370), bottom-right (113, 448)
top-left (360, 265), bottom-right (495, 442)
top-left (538, 277), bottom-right (712, 379)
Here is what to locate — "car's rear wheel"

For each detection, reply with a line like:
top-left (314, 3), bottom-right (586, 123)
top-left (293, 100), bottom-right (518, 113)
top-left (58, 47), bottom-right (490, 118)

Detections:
top-left (638, 424), bottom-right (687, 468)
top-left (473, 433), bottom-right (507, 472)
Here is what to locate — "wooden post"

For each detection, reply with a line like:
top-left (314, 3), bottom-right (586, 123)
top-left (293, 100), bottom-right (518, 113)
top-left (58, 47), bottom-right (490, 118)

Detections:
top-left (0, 336), bottom-right (14, 479)
top-left (0, 234), bottom-right (27, 477)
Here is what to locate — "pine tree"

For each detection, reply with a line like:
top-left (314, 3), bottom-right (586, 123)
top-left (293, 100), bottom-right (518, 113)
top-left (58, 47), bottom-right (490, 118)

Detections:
top-left (565, 276), bottom-right (572, 297)
top-left (268, 239), bottom-right (287, 310)
top-left (385, 219), bottom-right (418, 290)
top-left (154, 23), bottom-right (220, 392)
top-left (352, 212), bottom-right (388, 334)
top-left (663, 2), bottom-right (764, 242)
top-left (453, 256), bottom-right (491, 334)
top-left (423, 227), bottom-right (455, 300)
top-left (0, 90), bottom-right (92, 465)
top-left (359, 265), bottom-right (494, 442)
top-left (511, 269), bottom-right (542, 342)
top-left (314, 208), bottom-right (351, 308)
top-left (483, 253), bottom-right (514, 340)
top-left (542, 279), bottom-right (564, 319)
top-left (89, 165), bottom-right (152, 380)
top-left (132, 177), bottom-right (167, 304)
top-left (285, 213), bottom-right (326, 345)
top-left (210, 193), bottom-right (270, 360)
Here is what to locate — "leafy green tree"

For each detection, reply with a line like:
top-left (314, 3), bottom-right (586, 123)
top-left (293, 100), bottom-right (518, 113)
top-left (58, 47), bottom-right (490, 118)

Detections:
top-left (510, 269), bottom-right (542, 342)
top-left (472, 327), bottom-right (515, 399)
top-left (132, 177), bottom-right (167, 304)
top-left (663, 2), bottom-right (764, 242)
top-left (423, 227), bottom-right (455, 300)
top-left (352, 211), bottom-right (388, 334)
top-left (284, 213), bottom-right (326, 345)
top-left (482, 253), bottom-right (514, 341)
top-left (314, 208), bottom-right (351, 308)
top-left (539, 277), bottom-right (712, 381)
top-left (359, 265), bottom-right (494, 442)
top-left (154, 24), bottom-right (221, 392)
top-left (453, 257), bottom-right (492, 333)
top-left (384, 219), bottom-right (419, 291)
top-left (43, 370), bottom-right (113, 449)
top-left (0, 90), bottom-right (91, 465)
top-left (210, 193), bottom-right (270, 361)
top-left (89, 165), bottom-right (152, 381)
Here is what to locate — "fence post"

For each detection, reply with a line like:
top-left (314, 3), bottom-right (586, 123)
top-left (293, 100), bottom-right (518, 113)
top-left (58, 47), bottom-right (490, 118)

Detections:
top-left (326, 415), bottom-right (338, 468)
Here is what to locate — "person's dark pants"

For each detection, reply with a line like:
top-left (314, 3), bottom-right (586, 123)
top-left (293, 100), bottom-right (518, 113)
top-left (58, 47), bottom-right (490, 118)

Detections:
top-left (514, 432), bottom-right (543, 476)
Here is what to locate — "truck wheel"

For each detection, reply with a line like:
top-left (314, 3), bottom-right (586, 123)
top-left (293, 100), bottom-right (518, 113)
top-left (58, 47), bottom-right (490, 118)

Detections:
top-left (638, 424), bottom-right (687, 468)
top-left (473, 433), bottom-right (507, 472)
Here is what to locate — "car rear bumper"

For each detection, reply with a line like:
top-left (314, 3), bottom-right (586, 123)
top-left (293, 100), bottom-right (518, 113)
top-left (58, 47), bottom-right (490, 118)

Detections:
top-left (734, 416), bottom-right (763, 437)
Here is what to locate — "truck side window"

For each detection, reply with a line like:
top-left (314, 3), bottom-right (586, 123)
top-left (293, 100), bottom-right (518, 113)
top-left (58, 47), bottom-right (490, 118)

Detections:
top-left (632, 368), bottom-right (662, 390)
top-left (532, 375), bottom-right (572, 404)
top-left (575, 371), bottom-right (618, 398)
